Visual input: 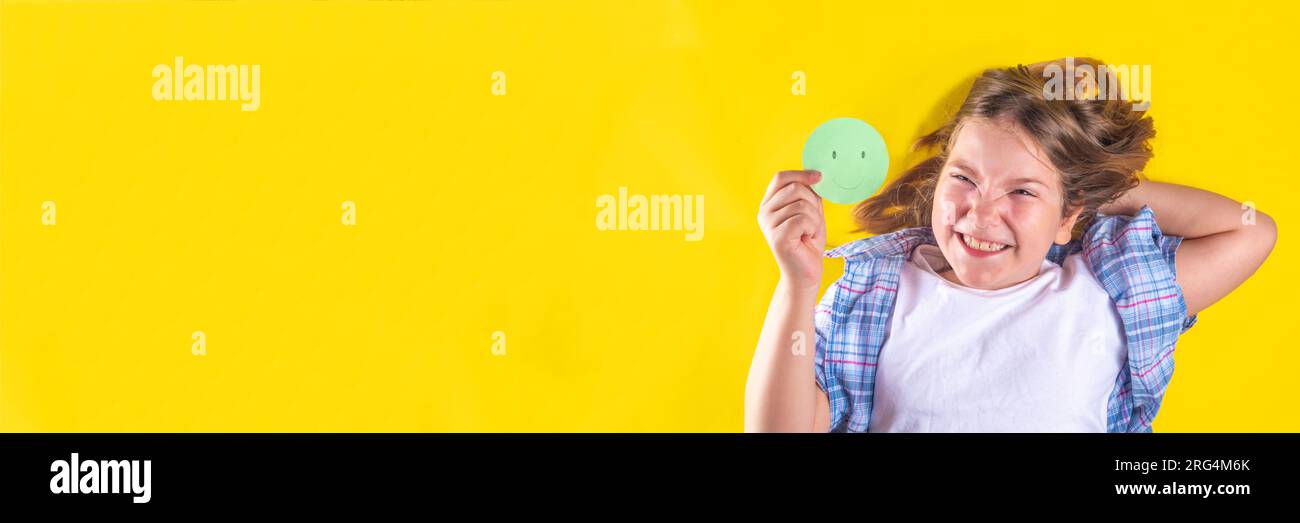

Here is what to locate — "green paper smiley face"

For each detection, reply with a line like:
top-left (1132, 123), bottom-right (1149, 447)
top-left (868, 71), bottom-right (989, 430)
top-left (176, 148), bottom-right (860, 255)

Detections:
top-left (802, 117), bottom-right (889, 205)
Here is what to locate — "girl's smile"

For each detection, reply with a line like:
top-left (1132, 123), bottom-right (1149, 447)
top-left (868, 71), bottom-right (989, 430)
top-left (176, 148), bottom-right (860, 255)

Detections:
top-left (955, 231), bottom-right (1013, 257)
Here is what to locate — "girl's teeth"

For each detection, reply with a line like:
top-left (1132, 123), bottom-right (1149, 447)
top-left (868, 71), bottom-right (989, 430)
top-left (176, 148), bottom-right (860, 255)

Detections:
top-left (962, 233), bottom-right (1008, 252)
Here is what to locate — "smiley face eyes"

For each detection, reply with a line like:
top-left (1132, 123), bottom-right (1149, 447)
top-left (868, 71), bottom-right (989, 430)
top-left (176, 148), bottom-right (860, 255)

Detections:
top-left (832, 150), bottom-right (836, 159)
top-left (831, 150), bottom-right (869, 160)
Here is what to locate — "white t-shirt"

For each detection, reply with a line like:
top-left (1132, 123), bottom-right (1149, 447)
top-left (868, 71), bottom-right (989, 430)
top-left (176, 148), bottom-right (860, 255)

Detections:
top-left (868, 243), bottom-right (1126, 432)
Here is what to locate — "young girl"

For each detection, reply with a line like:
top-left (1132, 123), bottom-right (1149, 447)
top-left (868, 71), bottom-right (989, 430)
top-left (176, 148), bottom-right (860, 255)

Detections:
top-left (745, 58), bottom-right (1278, 433)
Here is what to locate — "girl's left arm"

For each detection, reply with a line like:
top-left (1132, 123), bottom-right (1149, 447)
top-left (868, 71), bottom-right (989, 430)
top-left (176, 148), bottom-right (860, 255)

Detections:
top-left (1098, 180), bottom-right (1277, 316)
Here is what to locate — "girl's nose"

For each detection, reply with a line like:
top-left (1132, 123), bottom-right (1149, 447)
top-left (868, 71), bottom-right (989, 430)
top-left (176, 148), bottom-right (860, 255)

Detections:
top-left (968, 195), bottom-right (1003, 229)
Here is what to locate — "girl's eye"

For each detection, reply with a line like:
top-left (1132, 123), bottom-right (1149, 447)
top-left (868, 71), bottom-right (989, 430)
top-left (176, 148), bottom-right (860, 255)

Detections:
top-left (951, 174), bottom-right (974, 185)
top-left (1013, 189), bottom-right (1036, 197)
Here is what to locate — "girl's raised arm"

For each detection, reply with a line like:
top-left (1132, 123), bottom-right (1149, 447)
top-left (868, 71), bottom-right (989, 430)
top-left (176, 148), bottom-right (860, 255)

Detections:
top-left (745, 170), bottom-right (832, 433)
top-left (1099, 180), bottom-right (1278, 316)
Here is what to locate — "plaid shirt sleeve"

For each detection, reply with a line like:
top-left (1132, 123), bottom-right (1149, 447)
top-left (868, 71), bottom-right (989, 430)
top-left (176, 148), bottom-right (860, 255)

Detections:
top-left (813, 282), bottom-right (849, 431)
top-left (1085, 205), bottom-right (1198, 432)
top-left (1155, 229), bottom-right (1199, 336)
top-left (814, 230), bottom-right (925, 432)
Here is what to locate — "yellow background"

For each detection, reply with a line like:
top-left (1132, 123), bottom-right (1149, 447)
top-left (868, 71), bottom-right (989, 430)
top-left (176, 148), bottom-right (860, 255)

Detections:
top-left (1, 1), bottom-right (1295, 431)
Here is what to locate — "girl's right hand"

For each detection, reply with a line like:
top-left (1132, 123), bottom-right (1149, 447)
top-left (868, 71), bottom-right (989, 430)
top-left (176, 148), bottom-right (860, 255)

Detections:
top-left (758, 170), bottom-right (827, 292)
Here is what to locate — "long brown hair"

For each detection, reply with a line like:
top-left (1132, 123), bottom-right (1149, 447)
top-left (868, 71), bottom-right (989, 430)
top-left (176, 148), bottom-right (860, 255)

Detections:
top-left (854, 57), bottom-right (1154, 241)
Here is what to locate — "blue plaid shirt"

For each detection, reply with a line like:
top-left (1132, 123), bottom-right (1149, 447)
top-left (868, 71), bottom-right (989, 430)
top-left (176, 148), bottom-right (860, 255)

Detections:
top-left (814, 205), bottom-right (1198, 432)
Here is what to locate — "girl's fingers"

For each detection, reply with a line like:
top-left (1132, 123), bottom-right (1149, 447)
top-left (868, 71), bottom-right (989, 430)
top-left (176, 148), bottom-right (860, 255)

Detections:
top-left (761, 170), bottom-right (821, 207)
top-left (761, 180), bottom-right (822, 218)
top-left (772, 213), bottom-right (819, 243)
top-left (764, 199), bottom-right (821, 233)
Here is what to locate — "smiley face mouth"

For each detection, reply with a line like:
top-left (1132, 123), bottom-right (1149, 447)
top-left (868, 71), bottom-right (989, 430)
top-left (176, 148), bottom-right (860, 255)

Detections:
top-left (831, 171), bottom-right (864, 190)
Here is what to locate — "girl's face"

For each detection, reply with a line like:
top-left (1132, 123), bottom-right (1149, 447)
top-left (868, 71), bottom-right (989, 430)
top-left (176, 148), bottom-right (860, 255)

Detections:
top-left (930, 117), bottom-right (1081, 290)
